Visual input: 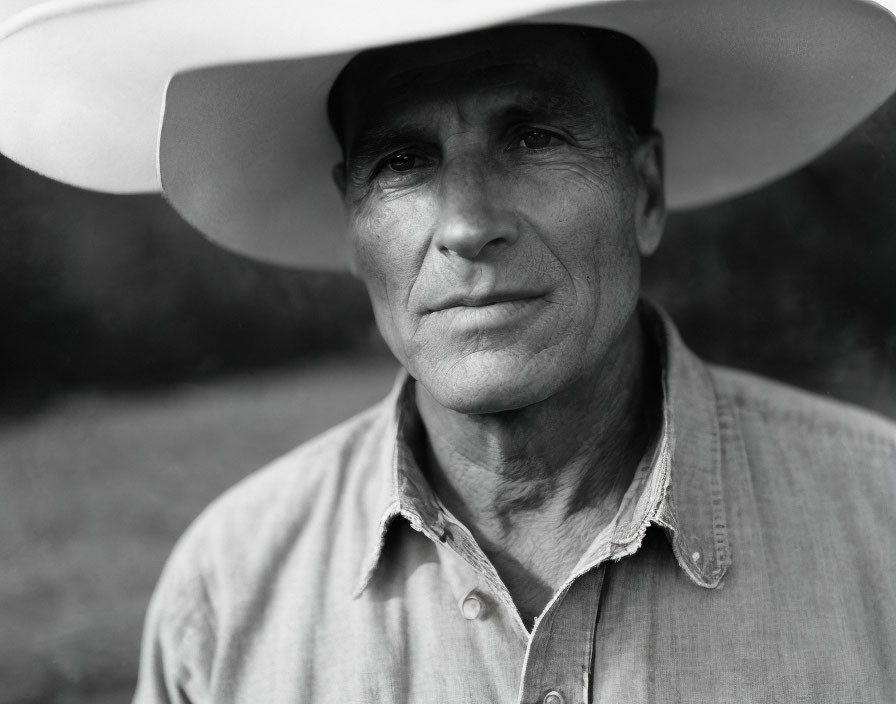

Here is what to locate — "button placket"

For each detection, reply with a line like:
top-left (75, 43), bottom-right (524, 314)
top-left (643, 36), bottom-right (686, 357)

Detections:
top-left (437, 516), bottom-right (528, 636)
top-left (517, 564), bottom-right (606, 704)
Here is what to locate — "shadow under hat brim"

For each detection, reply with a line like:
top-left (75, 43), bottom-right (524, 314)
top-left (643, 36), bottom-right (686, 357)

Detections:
top-left (2, 0), bottom-right (896, 269)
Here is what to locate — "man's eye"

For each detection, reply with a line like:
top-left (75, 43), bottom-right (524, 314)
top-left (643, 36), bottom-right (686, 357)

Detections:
top-left (517, 130), bottom-right (556, 149)
top-left (383, 153), bottom-right (419, 172)
top-left (367, 150), bottom-right (433, 185)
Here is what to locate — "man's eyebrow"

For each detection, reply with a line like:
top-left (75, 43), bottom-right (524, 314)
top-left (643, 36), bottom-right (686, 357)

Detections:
top-left (346, 122), bottom-right (431, 164)
top-left (345, 85), bottom-right (599, 163)
top-left (499, 89), bottom-right (594, 124)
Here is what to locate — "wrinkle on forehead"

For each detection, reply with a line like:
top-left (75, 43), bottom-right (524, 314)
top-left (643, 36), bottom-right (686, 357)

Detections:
top-left (346, 82), bottom-right (599, 162)
top-left (333, 25), bottom-right (624, 151)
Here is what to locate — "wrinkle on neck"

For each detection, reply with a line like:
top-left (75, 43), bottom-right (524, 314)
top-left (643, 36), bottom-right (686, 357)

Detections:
top-left (417, 311), bottom-right (660, 539)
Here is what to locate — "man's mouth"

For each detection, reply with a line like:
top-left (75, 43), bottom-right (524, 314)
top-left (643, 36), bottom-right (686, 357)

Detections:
top-left (428, 291), bottom-right (544, 312)
top-left (422, 291), bottom-right (548, 330)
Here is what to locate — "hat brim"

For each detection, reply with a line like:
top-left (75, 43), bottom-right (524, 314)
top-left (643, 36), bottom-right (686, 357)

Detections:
top-left (2, 0), bottom-right (895, 268)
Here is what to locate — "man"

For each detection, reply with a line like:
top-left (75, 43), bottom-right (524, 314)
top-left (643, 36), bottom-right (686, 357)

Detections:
top-left (1, 1), bottom-right (895, 702)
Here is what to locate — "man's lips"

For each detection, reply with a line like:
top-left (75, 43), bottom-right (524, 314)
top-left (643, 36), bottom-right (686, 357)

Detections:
top-left (426, 291), bottom-right (545, 313)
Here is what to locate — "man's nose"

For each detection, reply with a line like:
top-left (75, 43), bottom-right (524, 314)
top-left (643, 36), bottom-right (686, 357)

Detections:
top-left (432, 159), bottom-right (518, 260)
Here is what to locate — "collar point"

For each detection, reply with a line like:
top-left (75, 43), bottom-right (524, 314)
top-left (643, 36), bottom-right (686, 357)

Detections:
top-left (663, 522), bottom-right (732, 589)
top-left (682, 553), bottom-right (731, 589)
top-left (352, 560), bottom-right (377, 599)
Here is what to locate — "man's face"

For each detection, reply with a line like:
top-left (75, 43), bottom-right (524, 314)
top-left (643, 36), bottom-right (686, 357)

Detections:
top-left (334, 26), bottom-right (664, 414)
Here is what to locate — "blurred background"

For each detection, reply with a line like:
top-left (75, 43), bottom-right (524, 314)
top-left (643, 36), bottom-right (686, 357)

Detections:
top-left (1, 92), bottom-right (894, 703)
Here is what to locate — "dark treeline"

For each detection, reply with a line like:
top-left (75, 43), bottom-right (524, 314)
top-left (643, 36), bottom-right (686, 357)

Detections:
top-left (0, 170), bottom-right (374, 393)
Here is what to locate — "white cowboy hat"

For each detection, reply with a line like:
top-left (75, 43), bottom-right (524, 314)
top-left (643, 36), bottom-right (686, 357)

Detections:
top-left (1, 0), bottom-right (894, 268)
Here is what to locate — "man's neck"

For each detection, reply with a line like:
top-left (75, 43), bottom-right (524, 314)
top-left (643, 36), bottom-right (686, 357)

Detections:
top-left (415, 313), bottom-right (659, 625)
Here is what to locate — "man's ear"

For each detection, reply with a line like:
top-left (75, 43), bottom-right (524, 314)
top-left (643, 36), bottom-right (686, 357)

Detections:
top-left (632, 131), bottom-right (666, 257)
top-left (332, 162), bottom-right (347, 196)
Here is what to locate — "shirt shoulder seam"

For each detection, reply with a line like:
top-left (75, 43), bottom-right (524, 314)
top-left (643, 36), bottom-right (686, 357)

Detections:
top-left (710, 365), bottom-right (896, 452)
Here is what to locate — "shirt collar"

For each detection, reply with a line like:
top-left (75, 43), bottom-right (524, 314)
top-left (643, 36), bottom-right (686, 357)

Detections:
top-left (645, 302), bottom-right (732, 587)
top-left (353, 300), bottom-right (731, 596)
top-left (352, 373), bottom-right (446, 597)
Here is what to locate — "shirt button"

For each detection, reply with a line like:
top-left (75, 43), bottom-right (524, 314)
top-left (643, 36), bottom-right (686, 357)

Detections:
top-left (543, 691), bottom-right (565, 704)
top-left (460, 592), bottom-right (483, 620)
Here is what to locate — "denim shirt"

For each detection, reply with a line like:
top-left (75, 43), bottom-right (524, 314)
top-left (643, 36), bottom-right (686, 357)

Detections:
top-left (134, 306), bottom-right (896, 703)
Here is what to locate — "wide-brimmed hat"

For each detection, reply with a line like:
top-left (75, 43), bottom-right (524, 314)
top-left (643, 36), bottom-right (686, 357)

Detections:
top-left (1, 0), bottom-right (895, 268)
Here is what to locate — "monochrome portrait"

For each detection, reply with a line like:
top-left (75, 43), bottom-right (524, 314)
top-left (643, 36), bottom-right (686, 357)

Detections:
top-left (1, 1), bottom-right (894, 702)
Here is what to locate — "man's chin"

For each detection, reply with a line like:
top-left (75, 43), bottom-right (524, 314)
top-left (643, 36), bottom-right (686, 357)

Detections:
top-left (417, 367), bottom-right (558, 416)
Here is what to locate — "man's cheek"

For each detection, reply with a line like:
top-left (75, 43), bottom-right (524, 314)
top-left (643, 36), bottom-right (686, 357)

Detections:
top-left (358, 255), bottom-right (423, 360)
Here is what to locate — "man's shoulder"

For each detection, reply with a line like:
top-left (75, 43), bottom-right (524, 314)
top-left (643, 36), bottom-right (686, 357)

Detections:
top-left (137, 393), bottom-right (400, 685)
top-left (708, 364), bottom-right (895, 487)
top-left (199, 396), bottom-right (392, 524)
top-left (155, 395), bottom-right (394, 604)
top-left (711, 364), bottom-right (896, 442)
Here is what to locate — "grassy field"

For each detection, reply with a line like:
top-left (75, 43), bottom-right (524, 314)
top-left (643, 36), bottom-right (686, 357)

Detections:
top-left (0, 354), bottom-right (398, 704)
